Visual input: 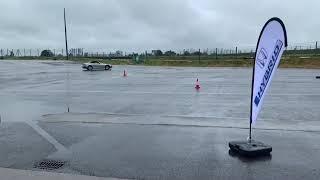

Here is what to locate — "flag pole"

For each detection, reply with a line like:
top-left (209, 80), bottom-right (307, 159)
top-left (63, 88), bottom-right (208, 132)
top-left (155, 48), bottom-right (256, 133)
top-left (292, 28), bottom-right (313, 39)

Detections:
top-left (64, 8), bottom-right (69, 60)
top-left (249, 54), bottom-right (256, 143)
top-left (249, 26), bottom-right (262, 142)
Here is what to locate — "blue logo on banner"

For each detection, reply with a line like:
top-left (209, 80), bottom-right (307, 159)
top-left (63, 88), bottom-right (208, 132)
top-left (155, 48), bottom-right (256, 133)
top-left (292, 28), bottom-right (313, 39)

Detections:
top-left (254, 40), bottom-right (283, 107)
top-left (257, 48), bottom-right (268, 69)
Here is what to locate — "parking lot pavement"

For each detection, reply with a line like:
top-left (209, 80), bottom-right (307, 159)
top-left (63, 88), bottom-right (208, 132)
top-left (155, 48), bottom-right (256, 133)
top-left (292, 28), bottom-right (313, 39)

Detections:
top-left (0, 60), bottom-right (319, 179)
top-left (37, 116), bottom-right (320, 180)
top-left (0, 122), bottom-right (55, 169)
top-left (0, 167), bottom-right (127, 180)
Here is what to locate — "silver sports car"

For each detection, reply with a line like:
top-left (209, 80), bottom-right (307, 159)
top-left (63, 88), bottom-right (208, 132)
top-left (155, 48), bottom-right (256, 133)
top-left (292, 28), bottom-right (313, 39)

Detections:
top-left (82, 61), bottom-right (112, 71)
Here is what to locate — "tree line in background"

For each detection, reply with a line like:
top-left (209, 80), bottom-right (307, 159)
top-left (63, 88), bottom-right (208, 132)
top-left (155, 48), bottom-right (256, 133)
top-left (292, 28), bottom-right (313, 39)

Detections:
top-left (0, 41), bottom-right (319, 59)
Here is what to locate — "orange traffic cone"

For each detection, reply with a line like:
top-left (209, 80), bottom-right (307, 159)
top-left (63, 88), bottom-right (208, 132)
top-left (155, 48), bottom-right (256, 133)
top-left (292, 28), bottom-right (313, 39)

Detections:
top-left (195, 78), bottom-right (200, 90)
top-left (123, 70), bottom-right (127, 77)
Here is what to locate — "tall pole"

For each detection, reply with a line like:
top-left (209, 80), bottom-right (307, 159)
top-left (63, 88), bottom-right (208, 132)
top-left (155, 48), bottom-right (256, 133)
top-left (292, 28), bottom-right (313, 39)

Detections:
top-left (235, 46), bottom-right (238, 59)
top-left (64, 8), bottom-right (69, 60)
top-left (145, 50), bottom-right (148, 61)
top-left (64, 8), bottom-right (70, 112)
top-left (198, 48), bottom-right (201, 63)
top-left (215, 48), bottom-right (218, 59)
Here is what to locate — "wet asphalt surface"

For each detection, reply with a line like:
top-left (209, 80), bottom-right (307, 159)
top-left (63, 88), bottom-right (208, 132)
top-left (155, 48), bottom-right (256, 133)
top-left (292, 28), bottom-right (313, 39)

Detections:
top-left (0, 60), bottom-right (319, 179)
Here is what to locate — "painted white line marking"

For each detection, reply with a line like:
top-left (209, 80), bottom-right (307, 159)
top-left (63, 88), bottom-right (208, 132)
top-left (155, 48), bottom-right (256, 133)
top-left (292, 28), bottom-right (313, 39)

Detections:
top-left (43, 111), bottom-right (306, 123)
top-left (26, 121), bottom-right (68, 153)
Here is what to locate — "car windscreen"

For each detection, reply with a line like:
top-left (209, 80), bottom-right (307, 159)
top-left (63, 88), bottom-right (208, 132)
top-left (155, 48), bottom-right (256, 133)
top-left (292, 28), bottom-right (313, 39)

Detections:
top-left (90, 61), bottom-right (99, 64)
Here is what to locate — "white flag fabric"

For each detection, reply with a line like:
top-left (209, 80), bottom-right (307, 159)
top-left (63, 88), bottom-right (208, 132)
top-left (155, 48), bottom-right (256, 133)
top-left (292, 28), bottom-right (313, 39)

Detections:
top-left (251, 17), bottom-right (287, 124)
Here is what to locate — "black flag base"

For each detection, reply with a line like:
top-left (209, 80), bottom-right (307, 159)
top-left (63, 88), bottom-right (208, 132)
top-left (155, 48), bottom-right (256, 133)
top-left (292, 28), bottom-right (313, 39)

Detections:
top-left (229, 140), bottom-right (272, 157)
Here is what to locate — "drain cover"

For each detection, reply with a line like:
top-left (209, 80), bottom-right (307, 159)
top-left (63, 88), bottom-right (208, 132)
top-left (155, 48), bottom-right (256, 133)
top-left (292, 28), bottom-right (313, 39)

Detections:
top-left (34, 159), bottom-right (66, 170)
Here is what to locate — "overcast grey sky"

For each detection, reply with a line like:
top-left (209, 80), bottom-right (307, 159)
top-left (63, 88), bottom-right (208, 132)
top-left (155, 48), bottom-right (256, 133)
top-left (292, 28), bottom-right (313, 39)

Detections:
top-left (0, 0), bottom-right (319, 52)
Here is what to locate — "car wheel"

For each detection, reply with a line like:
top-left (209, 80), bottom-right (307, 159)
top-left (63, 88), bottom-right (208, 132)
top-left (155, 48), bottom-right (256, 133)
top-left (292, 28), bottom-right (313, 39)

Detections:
top-left (105, 65), bottom-right (111, 70)
top-left (88, 65), bottom-right (93, 71)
